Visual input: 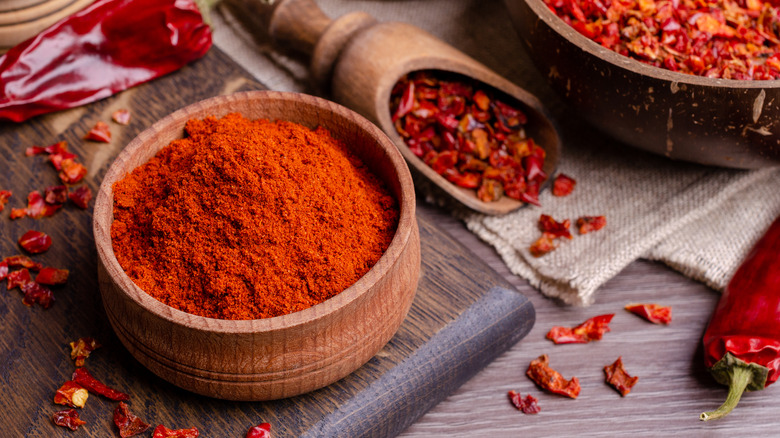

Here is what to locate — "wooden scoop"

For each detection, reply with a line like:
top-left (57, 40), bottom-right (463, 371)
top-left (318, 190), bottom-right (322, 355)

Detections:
top-left (252, 0), bottom-right (562, 215)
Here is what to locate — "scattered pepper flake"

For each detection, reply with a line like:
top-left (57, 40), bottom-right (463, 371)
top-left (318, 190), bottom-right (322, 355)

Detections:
top-left (112, 109), bottom-right (131, 125)
top-left (54, 381), bottom-right (89, 408)
top-left (72, 367), bottom-right (130, 401)
top-left (625, 303), bottom-right (672, 324)
top-left (69, 337), bottom-right (101, 367)
top-left (0, 190), bottom-right (11, 212)
top-left (6, 268), bottom-right (32, 290)
top-left (604, 357), bottom-right (639, 396)
top-left (539, 214), bottom-right (572, 239)
top-left (246, 423), bottom-right (272, 438)
top-left (18, 230), bottom-right (52, 254)
top-left (4, 255), bottom-right (43, 270)
top-left (526, 354), bottom-right (581, 398)
top-left (21, 281), bottom-right (54, 308)
top-left (152, 425), bottom-right (200, 438)
top-left (0, 261), bottom-right (7, 280)
top-left (508, 390), bottom-right (541, 414)
top-left (114, 402), bottom-right (151, 438)
top-left (84, 121), bottom-right (112, 142)
top-left (16, 190), bottom-right (62, 219)
top-left (52, 409), bottom-right (87, 431)
top-left (546, 314), bottom-right (615, 344)
top-left (577, 216), bottom-right (607, 234)
top-left (36, 267), bottom-right (69, 286)
top-left (58, 159), bottom-right (87, 185)
top-left (552, 173), bottom-right (576, 196)
top-left (9, 208), bottom-right (26, 219)
top-left (44, 185), bottom-right (68, 205)
top-left (530, 232), bottom-right (557, 257)
top-left (69, 185), bottom-right (92, 209)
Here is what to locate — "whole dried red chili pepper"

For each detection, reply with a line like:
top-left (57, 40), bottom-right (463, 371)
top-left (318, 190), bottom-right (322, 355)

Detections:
top-left (625, 303), bottom-right (672, 324)
top-left (246, 423), bottom-right (272, 438)
top-left (0, 0), bottom-right (212, 122)
top-left (114, 402), bottom-right (151, 438)
top-left (604, 357), bottom-right (638, 396)
top-left (508, 390), bottom-right (541, 414)
top-left (700, 215), bottom-right (780, 421)
top-left (54, 381), bottom-right (89, 408)
top-left (69, 337), bottom-right (101, 367)
top-left (546, 314), bottom-right (614, 344)
top-left (153, 425), bottom-right (200, 438)
top-left (72, 367), bottom-right (130, 401)
top-left (52, 409), bottom-right (87, 431)
top-left (18, 230), bottom-right (52, 254)
top-left (526, 354), bottom-right (581, 398)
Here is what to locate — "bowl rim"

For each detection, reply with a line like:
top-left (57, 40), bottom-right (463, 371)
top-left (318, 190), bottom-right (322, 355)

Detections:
top-left (93, 90), bottom-right (417, 334)
top-left (520, 0), bottom-right (780, 89)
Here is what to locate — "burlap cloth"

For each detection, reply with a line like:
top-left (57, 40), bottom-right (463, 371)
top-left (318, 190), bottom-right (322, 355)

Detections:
top-left (211, 0), bottom-right (780, 306)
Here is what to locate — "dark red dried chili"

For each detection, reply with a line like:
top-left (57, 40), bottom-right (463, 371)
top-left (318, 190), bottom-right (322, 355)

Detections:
top-left (10, 191), bottom-right (63, 220)
top-left (625, 303), bottom-right (672, 324)
top-left (52, 409), bottom-right (87, 431)
top-left (604, 357), bottom-right (638, 396)
top-left (44, 185), bottom-right (68, 205)
top-left (18, 230), bottom-right (52, 254)
top-left (546, 314), bottom-right (614, 344)
top-left (21, 281), bottom-right (54, 308)
top-left (577, 215), bottom-right (606, 234)
top-left (114, 402), bottom-right (151, 438)
top-left (112, 109), bottom-right (131, 125)
top-left (0, 0), bottom-right (212, 122)
top-left (527, 354), bottom-right (581, 398)
top-left (4, 255), bottom-right (42, 271)
top-left (73, 367), bottom-right (130, 401)
top-left (152, 425), bottom-right (200, 438)
top-left (84, 121), bottom-right (111, 142)
top-left (0, 190), bottom-right (11, 213)
top-left (0, 261), bottom-right (7, 281)
top-left (59, 159), bottom-right (87, 185)
top-left (539, 214), bottom-right (572, 239)
top-left (6, 269), bottom-right (32, 290)
top-left (53, 381), bottom-right (89, 408)
top-left (69, 185), bottom-right (93, 209)
top-left (36, 267), bottom-right (69, 286)
top-left (552, 173), bottom-right (576, 196)
top-left (70, 338), bottom-right (100, 367)
top-left (508, 390), bottom-right (541, 414)
top-left (700, 215), bottom-right (780, 420)
top-left (246, 423), bottom-right (272, 438)
top-left (389, 71), bottom-right (546, 204)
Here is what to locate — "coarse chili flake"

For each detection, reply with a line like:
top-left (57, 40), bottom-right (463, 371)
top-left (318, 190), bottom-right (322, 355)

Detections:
top-left (552, 173), bottom-right (576, 196)
top-left (546, 314), bottom-right (615, 344)
top-left (69, 185), bottom-right (92, 209)
top-left (84, 121), bottom-right (111, 142)
top-left (52, 409), bottom-right (87, 431)
top-left (527, 354), bottom-right (581, 398)
top-left (0, 190), bottom-right (11, 212)
top-left (70, 337), bottom-right (100, 367)
top-left (4, 255), bottom-right (43, 270)
top-left (389, 71), bottom-right (547, 204)
top-left (113, 109), bottom-right (131, 125)
top-left (10, 190), bottom-right (62, 219)
top-left (508, 390), bottom-right (541, 414)
top-left (36, 267), bottom-right (69, 286)
top-left (543, 0), bottom-right (780, 79)
top-left (152, 425), bottom-right (199, 438)
top-left (604, 356), bottom-right (639, 396)
top-left (54, 381), bottom-right (89, 408)
top-left (18, 230), bottom-right (52, 254)
top-left (114, 402), bottom-right (150, 438)
top-left (246, 423), bottom-right (271, 438)
top-left (626, 303), bottom-right (672, 324)
top-left (577, 215), bottom-right (606, 234)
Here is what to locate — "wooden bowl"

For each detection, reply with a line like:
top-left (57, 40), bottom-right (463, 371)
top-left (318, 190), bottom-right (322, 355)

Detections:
top-left (504, 0), bottom-right (780, 169)
top-left (93, 91), bottom-right (421, 401)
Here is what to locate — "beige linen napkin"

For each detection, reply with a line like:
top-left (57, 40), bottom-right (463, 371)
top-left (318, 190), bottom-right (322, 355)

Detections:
top-left (211, 0), bottom-right (780, 305)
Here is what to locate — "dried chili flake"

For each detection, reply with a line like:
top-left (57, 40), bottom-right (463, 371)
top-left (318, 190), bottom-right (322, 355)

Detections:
top-left (4, 255), bottom-right (42, 270)
top-left (0, 190), bottom-right (11, 213)
top-left (69, 185), bottom-right (92, 209)
top-left (84, 121), bottom-right (111, 142)
top-left (577, 215), bottom-right (606, 234)
top-left (552, 173), bottom-right (576, 196)
top-left (539, 214), bottom-right (572, 239)
top-left (0, 261), bottom-right (7, 280)
top-left (54, 381), bottom-right (88, 408)
top-left (152, 425), bottom-right (200, 437)
top-left (44, 185), bottom-right (68, 205)
top-left (508, 390), bottom-right (541, 414)
top-left (546, 314), bottom-right (615, 344)
top-left (6, 268), bottom-right (32, 290)
top-left (526, 354), bottom-right (581, 398)
top-left (604, 357), bottom-right (639, 396)
top-left (12, 190), bottom-right (62, 219)
top-left (69, 337), bottom-right (101, 367)
top-left (72, 367), bottom-right (130, 401)
top-left (625, 303), bottom-right (672, 324)
top-left (58, 159), bottom-right (87, 185)
top-left (35, 267), bottom-right (69, 286)
top-left (112, 109), bottom-right (132, 125)
top-left (52, 409), bottom-right (87, 431)
top-left (18, 230), bottom-right (52, 254)
top-left (246, 423), bottom-right (272, 438)
top-left (21, 281), bottom-right (54, 308)
top-left (389, 71), bottom-right (546, 204)
top-left (530, 232), bottom-right (557, 257)
top-left (9, 208), bottom-right (26, 219)
top-left (114, 402), bottom-right (150, 438)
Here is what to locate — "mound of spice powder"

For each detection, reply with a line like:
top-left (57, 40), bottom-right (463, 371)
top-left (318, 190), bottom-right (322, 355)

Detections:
top-left (111, 113), bottom-right (399, 320)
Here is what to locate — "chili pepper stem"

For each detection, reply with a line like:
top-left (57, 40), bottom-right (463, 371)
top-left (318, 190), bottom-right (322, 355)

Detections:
top-left (700, 366), bottom-right (753, 421)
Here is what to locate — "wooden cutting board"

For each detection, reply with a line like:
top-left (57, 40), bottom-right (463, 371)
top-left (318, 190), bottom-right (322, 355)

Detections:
top-left (0, 48), bottom-right (534, 437)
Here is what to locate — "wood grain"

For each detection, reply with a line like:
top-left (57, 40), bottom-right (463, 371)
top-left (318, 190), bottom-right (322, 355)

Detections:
top-left (0, 48), bottom-right (534, 437)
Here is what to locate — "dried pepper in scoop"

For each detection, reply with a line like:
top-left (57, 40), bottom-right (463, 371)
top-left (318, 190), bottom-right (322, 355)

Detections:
top-left (527, 354), bottom-right (580, 398)
top-left (546, 314), bottom-right (614, 344)
top-left (114, 402), bottom-right (151, 438)
top-left (700, 215), bottom-right (780, 421)
top-left (626, 303), bottom-right (672, 324)
top-left (604, 357), bottom-right (638, 396)
top-left (0, 0), bottom-right (212, 122)
top-left (389, 71), bottom-right (546, 204)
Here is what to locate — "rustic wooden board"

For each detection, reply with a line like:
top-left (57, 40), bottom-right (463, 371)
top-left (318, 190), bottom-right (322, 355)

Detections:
top-left (0, 48), bottom-right (534, 437)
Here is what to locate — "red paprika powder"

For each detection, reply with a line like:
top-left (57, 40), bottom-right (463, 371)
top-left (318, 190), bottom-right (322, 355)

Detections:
top-left (111, 113), bottom-right (399, 320)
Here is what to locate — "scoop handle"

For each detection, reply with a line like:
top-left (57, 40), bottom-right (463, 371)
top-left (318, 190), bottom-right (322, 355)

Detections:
top-left (255, 0), bottom-right (332, 56)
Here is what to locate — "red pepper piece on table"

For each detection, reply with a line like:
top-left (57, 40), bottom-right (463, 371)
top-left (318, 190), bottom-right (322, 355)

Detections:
top-left (577, 216), bottom-right (606, 234)
top-left (508, 390), bottom-right (541, 414)
top-left (21, 281), bottom-right (54, 308)
top-left (18, 230), bottom-right (52, 254)
top-left (539, 214), bottom-right (572, 239)
top-left (58, 159), bottom-right (87, 185)
top-left (36, 267), bottom-right (69, 286)
top-left (70, 337), bottom-right (101, 367)
top-left (54, 381), bottom-right (89, 408)
top-left (69, 185), bottom-right (92, 209)
top-left (529, 232), bottom-right (557, 257)
top-left (0, 261), bottom-right (7, 281)
top-left (84, 121), bottom-right (111, 142)
top-left (700, 215), bottom-right (780, 421)
top-left (0, 0), bottom-right (212, 122)
top-left (526, 354), bottom-right (580, 398)
top-left (552, 173), bottom-right (576, 196)
top-left (546, 314), bottom-right (614, 344)
top-left (112, 109), bottom-right (131, 125)
top-left (4, 255), bottom-right (42, 271)
top-left (6, 269), bottom-right (32, 290)
top-left (0, 189), bottom-right (11, 212)
top-left (44, 185), bottom-right (68, 205)
top-left (152, 425), bottom-right (199, 438)
top-left (52, 409), bottom-right (87, 431)
top-left (604, 357), bottom-right (638, 396)
top-left (72, 367), bottom-right (130, 401)
top-left (625, 303), bottom-right (672, 324)
top-left (114, 402), bottom-right (151, 438)
top-left (246, 423), bottom-right (272, 438)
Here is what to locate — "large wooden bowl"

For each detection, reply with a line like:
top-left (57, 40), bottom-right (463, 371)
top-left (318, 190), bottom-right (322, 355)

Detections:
top-left (93, 91), bottom-right (420, 401)
top-left (504, 0), bottom-right (780, 169)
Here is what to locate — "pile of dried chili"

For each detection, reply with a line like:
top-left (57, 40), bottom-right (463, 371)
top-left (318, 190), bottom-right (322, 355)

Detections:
top-left (544, 0), bottom-right (780, 79)
top-left (389, 71), bottom-right (547, 204)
